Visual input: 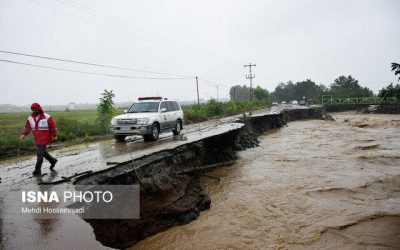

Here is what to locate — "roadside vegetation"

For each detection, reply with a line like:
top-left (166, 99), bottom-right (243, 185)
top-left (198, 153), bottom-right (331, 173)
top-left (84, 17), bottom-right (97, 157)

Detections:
top-left (378, 63), bottom-right (400, 100)
top-left (0, 109), bottom-right (110, 159)
top-left (182, 99), bottom-right (268, 123)
top-left (0, 89), bottom-right (120, 159)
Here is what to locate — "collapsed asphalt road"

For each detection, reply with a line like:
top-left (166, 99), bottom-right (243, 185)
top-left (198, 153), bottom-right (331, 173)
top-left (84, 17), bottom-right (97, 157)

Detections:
top-left (74, 107), bottom-right (322, 249)
top-left (0, 106), bottom-right (319, 249)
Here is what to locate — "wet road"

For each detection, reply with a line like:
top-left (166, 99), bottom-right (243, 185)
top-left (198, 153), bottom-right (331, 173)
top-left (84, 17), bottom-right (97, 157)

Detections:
top-left (1, 107), bottom-right (290, 249)
top-left (0, 114), bottom-right (252, 187)
top-left (0, 105), bottom-right (293, 187)
top-left (0, 121), bottom-right (248, 249)
top-left (132, 113), bottom-right (400, 249)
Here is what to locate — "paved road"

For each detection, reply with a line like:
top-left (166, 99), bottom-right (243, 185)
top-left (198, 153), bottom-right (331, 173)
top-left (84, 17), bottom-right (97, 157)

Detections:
top-left (0, 105), bottom-right (296, 187)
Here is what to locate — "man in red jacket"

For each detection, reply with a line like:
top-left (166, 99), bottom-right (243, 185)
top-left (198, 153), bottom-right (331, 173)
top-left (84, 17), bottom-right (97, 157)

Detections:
top-left (20, 103), bottom-right (58, 175)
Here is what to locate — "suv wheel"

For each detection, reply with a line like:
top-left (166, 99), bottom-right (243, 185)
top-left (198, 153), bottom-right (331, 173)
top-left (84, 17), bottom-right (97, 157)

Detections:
top-left (173, 120), bottom-right (182, 135)
top-left (148, 123), bottom-right (159, 141)
top-left (114, 135), bottom-right (126, 142)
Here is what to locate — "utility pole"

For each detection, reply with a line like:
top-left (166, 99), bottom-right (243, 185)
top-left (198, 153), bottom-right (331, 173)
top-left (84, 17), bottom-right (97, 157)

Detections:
top-left (244, 63), bottom-right (256, 101)
top-left (196, 76), bottom-right (200, 106)
top-left (217, 84), bottom-right (219, 101)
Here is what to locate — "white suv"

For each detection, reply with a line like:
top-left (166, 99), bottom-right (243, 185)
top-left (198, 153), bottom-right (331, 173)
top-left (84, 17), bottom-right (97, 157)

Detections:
top-left (110, 97), bottom-right (184, 142)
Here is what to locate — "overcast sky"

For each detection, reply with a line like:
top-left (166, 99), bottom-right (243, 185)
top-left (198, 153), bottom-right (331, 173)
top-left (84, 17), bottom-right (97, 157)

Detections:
top-left (0, 0), bottom-right (399, 106)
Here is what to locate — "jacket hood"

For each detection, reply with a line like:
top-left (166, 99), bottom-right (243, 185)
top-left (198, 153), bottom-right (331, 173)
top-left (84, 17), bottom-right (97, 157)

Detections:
top-left (31, 103), bottom-right (44, 113)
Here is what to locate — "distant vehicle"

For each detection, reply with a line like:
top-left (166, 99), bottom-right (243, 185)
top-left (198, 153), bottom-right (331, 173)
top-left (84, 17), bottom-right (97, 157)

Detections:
top-left (292, 100), bottom-right (298, 105)
top-left (299, 100), bottom-right (306, 106)
top-left (110, 97), bottom-right (184, 142)
top-left (272, 102), bottom-right (278, 106)
top-left (281, 101), bottom-right (287, 104)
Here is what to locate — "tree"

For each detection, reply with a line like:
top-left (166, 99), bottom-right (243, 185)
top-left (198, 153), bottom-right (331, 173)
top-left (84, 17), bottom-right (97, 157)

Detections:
top-left (97, 89), bottom-right (116, 132)
top-left (253, 86), bottom-right (270, 102)
top-left (229, 85), bottom-right (250, 102)
top-left (270, 81), bottom-right (295, 102)
top-left (229, 85), bottom-right (270, 102)
top-left (378, 83), bottom-right (400, 100)
top-left (270, 80), bottom-right (327, 103)
top-left (391, 63), bottom-right (400, 81)
top-left (329, 75), bottom-right (373, 98)
top-left (293, 79), bottom-right (327, 102)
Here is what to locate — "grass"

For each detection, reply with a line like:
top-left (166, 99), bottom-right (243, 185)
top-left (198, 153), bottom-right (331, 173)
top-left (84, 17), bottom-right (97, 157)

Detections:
top-left (0, 101), bottom-right (268, 159)
top-left (182, 99), bottom-right (269, 123)
top-left (0, 109), bottom-right (123, 159)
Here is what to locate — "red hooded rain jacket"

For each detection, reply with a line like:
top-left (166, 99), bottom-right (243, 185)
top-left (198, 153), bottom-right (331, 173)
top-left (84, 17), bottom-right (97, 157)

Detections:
top-left (21, 103), bottom-right (58, 145)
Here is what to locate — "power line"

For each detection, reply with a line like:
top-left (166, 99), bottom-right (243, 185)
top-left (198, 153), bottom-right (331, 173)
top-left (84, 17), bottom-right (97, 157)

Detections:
top-left (0, 50), bottom-right (233, 89)
top-left (58, 0), bottom-right (242, 65)
top-left (28, 0), bottom-right (240, 67)
top-left (198, 78), bottom-right (218, 88)
top-left (0, 50), bottom-right (194, 78)
top-left (0, 59), bottom-right (193, 80)
top-left (198, 77), bottom-right (229, 88)
top-left (0, 50), bottom-right (234, 90)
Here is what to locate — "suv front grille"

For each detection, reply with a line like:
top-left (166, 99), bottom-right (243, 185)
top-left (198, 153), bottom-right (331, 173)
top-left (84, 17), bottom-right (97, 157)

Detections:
top-left (117, 119), bottom-right (137, 125)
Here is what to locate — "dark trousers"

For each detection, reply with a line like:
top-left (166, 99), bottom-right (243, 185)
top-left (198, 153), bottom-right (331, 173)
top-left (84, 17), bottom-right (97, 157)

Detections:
top-left (35, 145), bottom-right (56, 170)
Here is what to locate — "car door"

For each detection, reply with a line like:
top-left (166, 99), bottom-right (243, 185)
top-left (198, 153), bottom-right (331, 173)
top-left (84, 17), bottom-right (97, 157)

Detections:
top-left (172, 101), bottom-right (182, 122)
top-left (159, 102), bottom-right (169, 130)
top-left (165, 101), bottom-right (176, 128)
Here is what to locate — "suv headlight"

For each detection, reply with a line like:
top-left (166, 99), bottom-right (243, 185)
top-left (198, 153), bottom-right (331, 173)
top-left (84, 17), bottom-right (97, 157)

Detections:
top-left (137, 118), bottom-right (149, 125)
top-left (111, 118), bottom-right (117, 126)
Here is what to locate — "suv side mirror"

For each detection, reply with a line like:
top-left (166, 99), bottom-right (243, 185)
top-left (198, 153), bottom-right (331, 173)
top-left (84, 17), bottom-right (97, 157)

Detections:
top-left (160, 108), bottom-right (167, 113)
top-left (123, 109), bottom-right (128, 114)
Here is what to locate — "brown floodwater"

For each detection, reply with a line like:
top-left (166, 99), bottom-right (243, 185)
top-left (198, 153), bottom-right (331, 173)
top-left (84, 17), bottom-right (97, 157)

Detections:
top-left (132, 113), bottom-right (400, 249)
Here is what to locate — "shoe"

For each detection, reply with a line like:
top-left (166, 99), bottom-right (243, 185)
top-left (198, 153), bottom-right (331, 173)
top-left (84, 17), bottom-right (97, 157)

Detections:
top-left (32, 169), bottom-right (41, 175)
top-left (50, 159), bottom-right (58, 170)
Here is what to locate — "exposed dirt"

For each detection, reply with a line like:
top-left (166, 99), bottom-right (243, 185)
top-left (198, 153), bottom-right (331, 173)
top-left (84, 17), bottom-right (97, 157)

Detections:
top-left (75, 127), bottom-right (252, 248)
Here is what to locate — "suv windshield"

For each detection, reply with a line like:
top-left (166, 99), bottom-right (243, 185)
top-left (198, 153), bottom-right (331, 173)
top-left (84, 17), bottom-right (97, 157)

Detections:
top-left (128, 102), bottom-right (159, 113)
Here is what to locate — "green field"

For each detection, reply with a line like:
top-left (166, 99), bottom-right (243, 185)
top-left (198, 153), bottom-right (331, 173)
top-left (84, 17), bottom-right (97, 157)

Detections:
top-left (0, 109), bottom-right (123, 158)
top-left (0, 109), bottom-right (99, 129)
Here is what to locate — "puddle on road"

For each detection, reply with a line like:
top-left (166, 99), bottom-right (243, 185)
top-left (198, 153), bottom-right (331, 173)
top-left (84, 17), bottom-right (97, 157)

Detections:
top-left (131, 115), bottom-right (400, 249)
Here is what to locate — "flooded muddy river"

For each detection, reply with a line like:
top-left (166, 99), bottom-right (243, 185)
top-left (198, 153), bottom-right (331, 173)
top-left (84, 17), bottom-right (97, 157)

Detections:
top-left (132, 113), bottom-right (400, 249)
